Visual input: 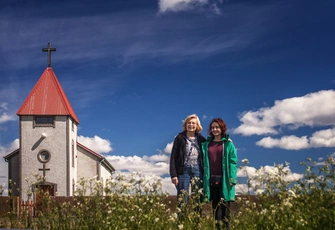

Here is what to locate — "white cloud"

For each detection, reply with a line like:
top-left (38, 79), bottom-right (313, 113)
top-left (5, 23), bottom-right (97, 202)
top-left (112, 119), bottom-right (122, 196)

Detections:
top-left (77, 135), bottom-right (113, 153)
top-left (238, 164), bottom-right (303, 180)
top-left (105, 141), bottom-right (173, 194)
top-left (256, 127), bottom-right (335, 150)
top-left (237, 164), bottom-right (303, 195)
top-left (143, 154), bottom-right (170, 163)
top-left (237, 166), bottom-right (256, 177)
top-left (284, 172), bottom-right (304, 181)
top-left (164, 142), bottom-right (173, 154)
top-left (158, 0), bottom-right (222, 14)
top-left (0, 138), bottom-right (19, 158)
top-left (309, 127), bottom-right (335, 147)
top-left (161, 177), bottom-right (177, 195)
top-left (234, 90), bottom-right (335, 136)
top-left (235, 183), bottom-right (249, 195)
top-left (106, 155), bottom-right (169, 177)
top-left (108, 172), bottom-right (176, 195)
top-left (105, 153), bottom-right (173, 193)
top-left (0, 113), bottom-right (16, 124)
top-left (234, 124), bottom-right (277, 136)
top-left (256, 136), bottom-right (309, 150)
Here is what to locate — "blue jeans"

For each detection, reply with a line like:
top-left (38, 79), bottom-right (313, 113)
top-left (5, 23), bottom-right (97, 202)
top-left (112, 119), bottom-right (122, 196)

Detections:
top-left (176, 164), bottom-right (202, 203)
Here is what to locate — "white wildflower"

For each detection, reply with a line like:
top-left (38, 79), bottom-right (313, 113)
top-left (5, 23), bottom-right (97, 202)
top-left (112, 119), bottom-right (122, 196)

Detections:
top-left (255, 189), bottom-right (264, 195)
top-left (288, 189), bottom-right (297, 198)
top-left (260, 208), bottom-right (267, 215)
top-left (282, 199), bottom-right (292, 208)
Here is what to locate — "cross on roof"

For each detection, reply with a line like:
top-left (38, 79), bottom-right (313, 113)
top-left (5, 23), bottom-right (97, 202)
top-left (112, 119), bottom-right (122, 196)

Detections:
top-left (42, 43), bottom-right (56, 67)
top-left (39, 163), bottom-right (50, 178)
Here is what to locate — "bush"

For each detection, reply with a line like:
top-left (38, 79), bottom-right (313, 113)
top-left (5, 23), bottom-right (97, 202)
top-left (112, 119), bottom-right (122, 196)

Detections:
top-left (2, 172), bottom-right (214, 229)
top-left (233, 157), bottom-right (335, 230)
top-left (2, 157), bottom-right (335, 229)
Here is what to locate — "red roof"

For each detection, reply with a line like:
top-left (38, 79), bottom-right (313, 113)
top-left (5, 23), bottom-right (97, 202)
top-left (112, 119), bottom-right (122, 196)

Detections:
top-left (17, 67), bottom-right (79, 124)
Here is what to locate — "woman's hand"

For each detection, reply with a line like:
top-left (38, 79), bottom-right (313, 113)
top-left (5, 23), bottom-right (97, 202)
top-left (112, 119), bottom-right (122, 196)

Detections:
top-left (171, 177), bottom-right (179, 186)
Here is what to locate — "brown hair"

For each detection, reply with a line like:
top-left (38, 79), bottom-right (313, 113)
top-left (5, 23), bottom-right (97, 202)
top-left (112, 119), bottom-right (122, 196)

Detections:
top-left (182, 114), bottom-right (203, 133)
top-left (208, 118), bottom-right (227, 138)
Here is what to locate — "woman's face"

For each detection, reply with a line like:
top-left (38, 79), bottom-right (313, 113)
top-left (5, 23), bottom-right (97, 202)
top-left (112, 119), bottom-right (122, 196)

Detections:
top-left (186, 118), bottom-right (197, 132)
top-left (210, 122), bottom-right (222, 137)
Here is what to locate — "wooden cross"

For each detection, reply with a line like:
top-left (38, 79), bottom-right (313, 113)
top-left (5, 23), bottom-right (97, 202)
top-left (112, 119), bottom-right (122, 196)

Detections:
top-left (42, 43), bottom-right (56, 67)
top-left (39, 163), bottom-right (50, 178)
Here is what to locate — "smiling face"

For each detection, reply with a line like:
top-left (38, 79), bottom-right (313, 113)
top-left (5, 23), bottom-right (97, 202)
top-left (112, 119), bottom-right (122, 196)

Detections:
top-left (186, 118), bottom-right (197, 133)
top-left (208, 118), bottom-right (227, 139)
top-left (182, 114), bottom-right (203, 133)
top-left (210, 122), bottom-right (222, 138)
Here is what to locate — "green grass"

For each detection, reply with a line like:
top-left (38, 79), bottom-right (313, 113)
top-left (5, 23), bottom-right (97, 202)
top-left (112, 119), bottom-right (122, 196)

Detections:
top-left (1, 157), bottom-right (334, 229)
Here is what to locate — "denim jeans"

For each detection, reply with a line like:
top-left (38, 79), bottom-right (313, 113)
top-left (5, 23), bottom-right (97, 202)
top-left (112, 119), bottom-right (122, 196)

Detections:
top-left (176, 164), bottom-right (202, 203)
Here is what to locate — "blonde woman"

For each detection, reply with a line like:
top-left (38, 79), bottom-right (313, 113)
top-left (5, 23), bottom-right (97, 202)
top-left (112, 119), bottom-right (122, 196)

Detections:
top-left (170, 114), bottom-right (206, 203)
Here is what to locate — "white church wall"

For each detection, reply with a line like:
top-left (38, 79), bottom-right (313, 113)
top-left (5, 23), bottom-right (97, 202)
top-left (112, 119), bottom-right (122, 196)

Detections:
top-left (20, 116), bottom-right (69, 200)
top-left (76, 146), bottom-right (98, 194)
top-left (100, 163), bottom-right (113, 182)
top-left (68, 118), bottom-right (77, 196)
top-left (100, 163), bottom-right (113, 195)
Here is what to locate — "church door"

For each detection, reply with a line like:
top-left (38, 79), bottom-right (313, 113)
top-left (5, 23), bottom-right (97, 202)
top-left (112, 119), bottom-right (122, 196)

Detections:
top-left (36, 184), bottom-right (55, 196)
top-left (34, 184), bottom-right (55, 216)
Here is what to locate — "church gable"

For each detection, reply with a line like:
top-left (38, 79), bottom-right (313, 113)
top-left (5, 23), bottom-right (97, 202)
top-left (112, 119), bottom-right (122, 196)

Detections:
top-left (77, 144), bottom-right (100, 180)
top-left (77, 142), bottom-right (115, 180)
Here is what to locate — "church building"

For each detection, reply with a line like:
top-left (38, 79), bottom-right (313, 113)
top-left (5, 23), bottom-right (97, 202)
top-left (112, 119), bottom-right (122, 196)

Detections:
top-left (4, 43), bottom-right (115, 200)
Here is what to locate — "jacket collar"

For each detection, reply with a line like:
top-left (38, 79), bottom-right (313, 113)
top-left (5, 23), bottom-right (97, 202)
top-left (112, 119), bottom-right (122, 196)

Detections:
top-left (181, 131), bottom-right (201, 137)
top-left (206, 134), bottom-right (230, 142)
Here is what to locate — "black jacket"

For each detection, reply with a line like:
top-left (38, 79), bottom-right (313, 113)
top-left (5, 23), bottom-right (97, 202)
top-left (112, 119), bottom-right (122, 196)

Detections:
top-left (169, 131), bottom-right (206, 178)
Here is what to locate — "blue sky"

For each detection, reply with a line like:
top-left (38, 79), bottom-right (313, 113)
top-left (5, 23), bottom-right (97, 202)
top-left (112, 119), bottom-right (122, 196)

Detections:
top-left (0, 0), bottom-right (334, 195)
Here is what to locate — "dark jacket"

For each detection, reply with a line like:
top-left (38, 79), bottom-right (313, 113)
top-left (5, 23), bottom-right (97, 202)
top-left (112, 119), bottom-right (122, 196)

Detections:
top-left (169, 131), bottom-right (206, 178)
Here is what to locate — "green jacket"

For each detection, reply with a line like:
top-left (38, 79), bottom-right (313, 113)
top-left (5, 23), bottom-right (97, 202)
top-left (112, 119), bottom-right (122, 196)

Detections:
top-left (202, 135), bottom-right (238, 202)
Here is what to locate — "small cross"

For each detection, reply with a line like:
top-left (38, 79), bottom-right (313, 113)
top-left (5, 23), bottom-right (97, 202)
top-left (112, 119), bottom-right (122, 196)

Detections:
top-left (42, 43), bottom-right (56, 67)
top-left (39, 163), bottom-right (50, 178)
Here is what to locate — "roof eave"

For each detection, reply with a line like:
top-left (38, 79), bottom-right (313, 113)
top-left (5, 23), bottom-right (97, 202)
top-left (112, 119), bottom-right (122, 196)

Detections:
top-left (4, 148), bottom-right (20, 161)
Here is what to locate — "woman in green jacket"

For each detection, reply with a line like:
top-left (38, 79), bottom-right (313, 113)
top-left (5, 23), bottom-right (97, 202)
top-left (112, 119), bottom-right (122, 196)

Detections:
top-left (202, 118), bottom-right (237, 229)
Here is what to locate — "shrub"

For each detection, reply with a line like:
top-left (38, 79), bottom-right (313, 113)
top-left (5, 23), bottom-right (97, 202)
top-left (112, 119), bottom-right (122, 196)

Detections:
top-left (233, 157), bottom-right (335, 230)
top-left (2, 157), bottom-right (335, 229)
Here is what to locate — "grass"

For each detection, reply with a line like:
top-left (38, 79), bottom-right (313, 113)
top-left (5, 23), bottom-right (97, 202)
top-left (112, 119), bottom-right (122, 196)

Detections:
top-left (0, 157), bottom-right (334, 229)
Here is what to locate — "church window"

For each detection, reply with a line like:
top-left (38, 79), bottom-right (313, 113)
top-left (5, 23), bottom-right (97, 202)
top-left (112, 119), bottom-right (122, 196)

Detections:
top-left (72, 140), bottom-right (75, 168)
top-left (38, 150), bottom-right (51, 163)
top-left (34, 116), bottom-right (55, 127)
top-left (72, 179), bottom-right (75, 196)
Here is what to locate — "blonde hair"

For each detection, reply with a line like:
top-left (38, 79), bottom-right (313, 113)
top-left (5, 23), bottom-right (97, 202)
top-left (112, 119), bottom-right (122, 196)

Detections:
top-left (182, 114), bottom-right (203, 133)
